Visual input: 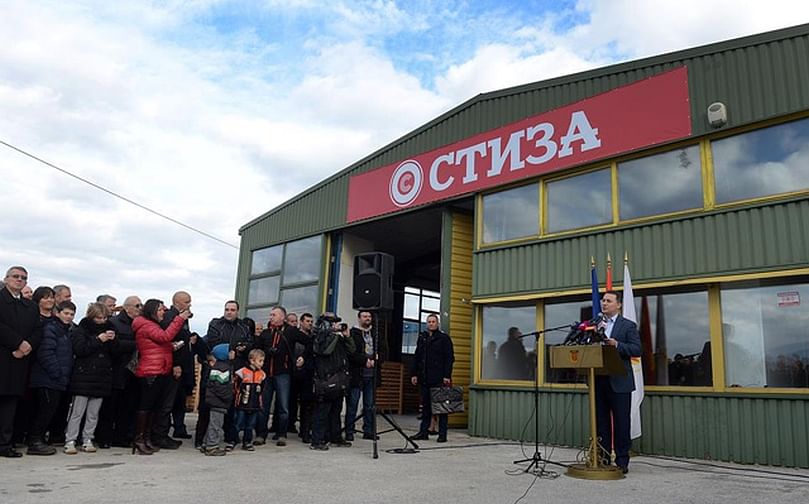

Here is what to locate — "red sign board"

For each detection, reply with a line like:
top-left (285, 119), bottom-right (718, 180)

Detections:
top-left (347, 66), bottom-right (691, 222)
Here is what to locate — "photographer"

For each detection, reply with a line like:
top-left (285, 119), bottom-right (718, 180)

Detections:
top-left (310, 314), bottom-right (355, 451)
top-left (255, 306), bottom-right (309, 447)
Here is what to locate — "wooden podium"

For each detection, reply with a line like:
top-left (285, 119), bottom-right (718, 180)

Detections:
top-left (550, 344), bottom-right (626, 480)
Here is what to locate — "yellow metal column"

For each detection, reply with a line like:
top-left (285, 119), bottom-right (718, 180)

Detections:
top-left (447, 212), bottom-right (473, 428)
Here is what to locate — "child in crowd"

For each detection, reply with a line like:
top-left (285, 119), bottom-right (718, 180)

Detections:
top-left (233, 349), bottom-right (266, 451)
top-left (203, 344), bottom-right (233, 456)
top-left (27, 301), bottom-right (76, 456)
top-left (64, 302), bottom-right (117, 454)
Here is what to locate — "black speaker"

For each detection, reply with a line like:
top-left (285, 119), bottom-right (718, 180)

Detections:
top-left (352, 252), bottom-right (394, 311)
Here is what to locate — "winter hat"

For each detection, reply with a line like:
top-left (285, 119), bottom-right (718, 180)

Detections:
top-left (211, 343), bottom-right (229, 361)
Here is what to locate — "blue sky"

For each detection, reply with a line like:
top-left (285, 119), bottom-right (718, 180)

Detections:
top-left (2, 0), bottom-right (809, 328)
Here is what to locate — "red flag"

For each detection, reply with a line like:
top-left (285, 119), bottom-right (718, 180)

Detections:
top-left (640, 296), bottom-right (655, 385)
top-left (606, 254), bottom-right (613, 290)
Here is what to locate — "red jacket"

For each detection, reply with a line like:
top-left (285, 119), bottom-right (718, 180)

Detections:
top-left (133, 315), bottom-right (185, 377)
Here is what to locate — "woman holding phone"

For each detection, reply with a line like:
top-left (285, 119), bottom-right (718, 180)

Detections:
top-left (131, 299), bottom-right (190, 455)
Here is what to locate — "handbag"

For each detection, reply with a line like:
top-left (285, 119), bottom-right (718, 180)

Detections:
top-left (430, 385), bottom-right (464, 414)
top-left (125, 350), bottom-right (139, 374)
top-left (313, 370), bottom-right (349, 399)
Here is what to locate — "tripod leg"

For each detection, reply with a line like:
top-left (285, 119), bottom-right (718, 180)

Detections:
top-left (378, 411), bottom-right (419, 450)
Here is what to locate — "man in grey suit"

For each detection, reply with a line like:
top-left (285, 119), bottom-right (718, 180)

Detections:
top-left (595, 290), bottom-right (642, 474)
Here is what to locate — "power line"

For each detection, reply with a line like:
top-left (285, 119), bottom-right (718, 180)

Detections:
top-left (0, 139), bottom-right (239, 249)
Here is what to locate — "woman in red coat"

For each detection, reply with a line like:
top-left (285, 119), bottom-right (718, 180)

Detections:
top-left (131, 299), bottom-right (190, 454)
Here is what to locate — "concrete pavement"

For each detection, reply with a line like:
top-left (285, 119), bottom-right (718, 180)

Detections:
top-left (2, 414), bottom-right (809, 504)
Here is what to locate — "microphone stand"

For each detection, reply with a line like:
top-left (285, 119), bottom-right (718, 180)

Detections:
top-left (512, 324), bottom-right (572, 474)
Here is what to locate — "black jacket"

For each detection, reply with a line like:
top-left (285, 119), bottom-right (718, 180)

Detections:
top-left (161, 306), bottom-right (196, 390)
top-left (312, 325), bottom-right (355, 380)
top-left (347, 326), bottom-right (385, 388)
top-left (257, 324), bottom-right (309, 377)
top-left (206, 316), bottom-right (252, 370)
top-left (70, 317), bottom-right (118, 397)
top-left (29, 318), bottom-right (74, 391)
top-left (108, 311), bottom-right (138, 389)
top-left (0, 287), bottom-right (41, 396)
top-left (411, 329), bottom-right (455, 387)
top-left (205, 359), bottom-right (233, 410)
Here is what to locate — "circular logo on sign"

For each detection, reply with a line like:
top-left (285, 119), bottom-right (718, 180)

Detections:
top-left (389, 160), bottom-right (423, 207)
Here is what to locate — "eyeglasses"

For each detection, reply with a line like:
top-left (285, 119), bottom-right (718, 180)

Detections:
top-left (9, 274), bottom-right (28, 281)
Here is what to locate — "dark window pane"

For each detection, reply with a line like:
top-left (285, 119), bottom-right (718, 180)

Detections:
top-left (282, 236), bottom-right (322, 285)
top-left (619, 145), bottom-right (703, 220)
top-left (280, 284), bottom-right (320, 317)
top-left (632, 291), bottom-right (711, 387)
top-left (248, 276), bottom-right (279, 306)
top-left (251, 245), bottom-right (282, 275)
top-left (546, 168), bottom-right (611, 233)
top-left (481, 305), bottom-right (535, 381)
top-left (544, 289), bottom-right (711, 387)
top-left (721, 279), bottom-right (809, 388)
top-left (482, 184), bottom-right (539, 243)
top-left (713, 117), bottom-right (809, 203)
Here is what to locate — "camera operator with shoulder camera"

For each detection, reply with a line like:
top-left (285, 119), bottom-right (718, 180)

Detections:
top-left (309, 313), bottom-right (355, 451)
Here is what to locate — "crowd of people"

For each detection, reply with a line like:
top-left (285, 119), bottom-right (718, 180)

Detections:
top-left (0, 265), bottom-right (456, 459)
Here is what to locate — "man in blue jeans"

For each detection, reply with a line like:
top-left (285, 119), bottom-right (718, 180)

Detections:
top-left (255, 306), bottom-right (308, 446)
top-left (345, 311), bottom-right (383, 441)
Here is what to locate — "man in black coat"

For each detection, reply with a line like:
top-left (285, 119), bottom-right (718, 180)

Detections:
top-left (97, 295), bottom-right (142, 447)
top-left (202, 300), bottom-right (250, 448)
top-left (0, 266), bottom-right (41, 458)
top-left (410, 313), bottom-right (454, 443)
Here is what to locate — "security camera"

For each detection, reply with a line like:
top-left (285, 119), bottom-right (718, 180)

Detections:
top-left (707, 102), bottom-right (727, 128)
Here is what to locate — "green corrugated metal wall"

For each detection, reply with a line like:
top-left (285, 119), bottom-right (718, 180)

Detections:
top-left (473, 198), bottom-right (809, 298)
top-left (469, 388), bottom-right (809, 467)
top-left (237, 25), bottom-right (809, 298)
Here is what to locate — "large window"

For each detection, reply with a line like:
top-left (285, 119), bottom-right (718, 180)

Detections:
top-left (543, 288), bottom-right (710, 386)
top-left (481, 184), bottom-right (539, 244)
top-left (282, 236), bottom-right (322, 284)
top-left (246, 235), bottom-right (323, 325)
top-left (546, 168), bottom-right (611, 233)
top-left (721, 279), bottom-right (809, 388)
top-left (619, 145), bottom-right (703, 220)
top-left (401, 287), bottom-right (440, 354)
top-left (480, 304), bottom-right (536, 381)
top-left (632, 289), bottom-right (711, 387)
top-left (712, 117), bottom-right (809, 204)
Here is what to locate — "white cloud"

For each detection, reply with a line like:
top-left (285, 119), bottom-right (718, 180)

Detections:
top-left (2, 0), bottom-right (808, 329)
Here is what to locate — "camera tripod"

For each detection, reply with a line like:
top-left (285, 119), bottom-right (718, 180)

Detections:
top-left (512, 325), bottom-right (570, 474)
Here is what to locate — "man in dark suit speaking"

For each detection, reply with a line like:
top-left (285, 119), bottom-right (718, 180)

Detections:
top-left (596, 290), bottom-right (642, 474)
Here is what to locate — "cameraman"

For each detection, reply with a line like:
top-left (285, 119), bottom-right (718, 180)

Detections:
top-left (310, 314), bottom-right (354, 451)
top-left (255, 306), bottom-right (309, 446)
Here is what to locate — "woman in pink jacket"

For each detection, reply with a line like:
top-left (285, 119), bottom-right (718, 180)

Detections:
top-left (131, 299), bottom-right (190, 454)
